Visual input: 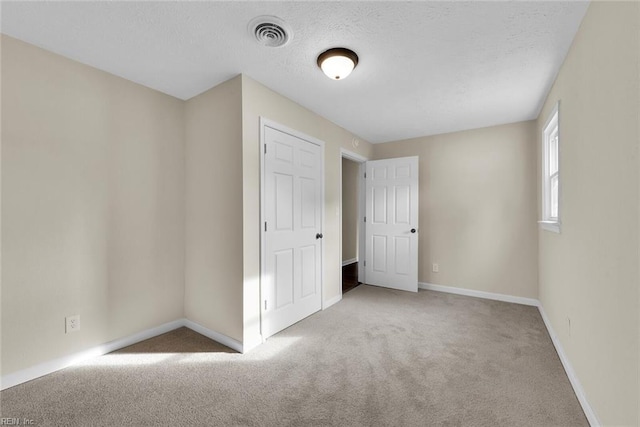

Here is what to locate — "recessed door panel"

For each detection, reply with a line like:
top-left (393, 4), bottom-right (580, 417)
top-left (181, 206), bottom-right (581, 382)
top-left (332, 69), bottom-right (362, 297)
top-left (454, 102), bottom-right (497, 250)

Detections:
top-left (300, 245), bottom-right (316, 298)
top-left (275, 141), bottom-right (294, 163)
top-left (372, 186), bottom-right (387, 224)
top-left (395, 165), bottom-right (411, 179)
top-left (300, 149), bottom-right (315, 168)
top-left (300, 177), bottom-right (316, 228)
top-left (373, 166), bottom-right (387, 180)
top-left (395, 185), bottom-right (410, 224)
top-left (275, 173), bottom-right (293, 230)
top-left (394, 237), bottom-right (410, 275)
top-left (274, 249), bottom-right (294, 308)
top-left (372, 235), bottom-right (387, 273)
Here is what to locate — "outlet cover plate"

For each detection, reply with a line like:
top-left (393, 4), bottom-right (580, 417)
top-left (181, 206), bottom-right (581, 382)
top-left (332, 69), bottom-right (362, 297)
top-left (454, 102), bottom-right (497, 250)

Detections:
top-left (66, 315), bottom-right (80, 333)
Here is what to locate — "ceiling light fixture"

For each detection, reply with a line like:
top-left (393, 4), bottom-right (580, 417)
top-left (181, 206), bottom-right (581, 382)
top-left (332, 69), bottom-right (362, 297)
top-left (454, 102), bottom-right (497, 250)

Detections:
top-left (317, 48), bottom-right (359, 80)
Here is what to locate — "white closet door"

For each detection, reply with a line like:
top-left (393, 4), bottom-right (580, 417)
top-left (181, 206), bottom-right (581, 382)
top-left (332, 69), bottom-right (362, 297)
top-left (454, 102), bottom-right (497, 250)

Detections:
top-left (262, 125), bottom-right (323, 338)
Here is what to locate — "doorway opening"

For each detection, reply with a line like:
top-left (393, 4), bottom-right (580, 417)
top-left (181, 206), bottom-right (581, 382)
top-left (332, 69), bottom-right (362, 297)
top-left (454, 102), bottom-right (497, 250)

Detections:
top-left (340, 149), bottom-right (367, 295)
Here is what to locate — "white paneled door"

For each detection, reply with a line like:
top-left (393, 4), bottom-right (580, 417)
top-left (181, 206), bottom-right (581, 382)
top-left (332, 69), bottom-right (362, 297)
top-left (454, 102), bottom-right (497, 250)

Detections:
top-left (262, 123), bottom-right (323, 339)
top-left (365, 157), bottom-right (419, 292)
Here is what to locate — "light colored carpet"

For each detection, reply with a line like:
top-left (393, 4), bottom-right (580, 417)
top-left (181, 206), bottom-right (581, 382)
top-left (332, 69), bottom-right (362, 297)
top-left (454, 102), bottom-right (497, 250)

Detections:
top-left (1, 286), bottom-right (588, 426)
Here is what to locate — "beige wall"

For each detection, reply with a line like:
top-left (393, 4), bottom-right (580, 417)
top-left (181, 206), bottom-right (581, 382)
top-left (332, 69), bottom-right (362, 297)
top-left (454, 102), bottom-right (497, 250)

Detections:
top-left (1, 36), bottom-right (185, 375)
top-left (184, 76), bottom-right (243, 342)
top-left (536, 2), bottom-right (640, 425)
top-left (241, 75), bottom-right (373, 347)
top-left (374, 121), bottom-right (539, 299)
top-left (341, 158), bottom-right (359, 263)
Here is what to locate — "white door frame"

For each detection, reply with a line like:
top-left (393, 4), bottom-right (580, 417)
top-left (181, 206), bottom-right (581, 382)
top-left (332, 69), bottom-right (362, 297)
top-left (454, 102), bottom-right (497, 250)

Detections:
top-left (259, 117), bottom-right (325, 339)
top-left (340, 148), bottom-right (368, 290)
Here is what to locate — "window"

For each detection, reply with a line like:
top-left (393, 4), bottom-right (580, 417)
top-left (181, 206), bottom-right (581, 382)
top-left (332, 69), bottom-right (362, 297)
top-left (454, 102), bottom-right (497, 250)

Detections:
top-left (540, 102), bottom-right (560, 233)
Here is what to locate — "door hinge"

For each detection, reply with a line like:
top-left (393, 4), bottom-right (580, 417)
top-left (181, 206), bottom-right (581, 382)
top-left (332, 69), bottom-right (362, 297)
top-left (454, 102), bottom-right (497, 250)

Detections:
top-left (364, 260), bottom-right (366, 267)
top-left (264, 144), bottom-right (267, 154)
top-left (364, 216), bottom-right (366, 223)
top-left (264, 222), bottom-right (267, 232)
top-left (264, 300), bottom-right (267, 310)
top-left (364, 172), bottom-right (367, 178)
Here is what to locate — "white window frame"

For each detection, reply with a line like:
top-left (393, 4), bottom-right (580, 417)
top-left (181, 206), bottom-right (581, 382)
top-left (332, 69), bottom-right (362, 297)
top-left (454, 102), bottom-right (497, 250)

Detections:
top-left (539, 102), bottom-right (561, 233)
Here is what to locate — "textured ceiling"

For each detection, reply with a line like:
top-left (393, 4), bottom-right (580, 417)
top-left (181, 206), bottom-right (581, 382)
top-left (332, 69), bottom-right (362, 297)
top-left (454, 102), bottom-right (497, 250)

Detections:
top-left (1, 1), bottom-right (589, 143)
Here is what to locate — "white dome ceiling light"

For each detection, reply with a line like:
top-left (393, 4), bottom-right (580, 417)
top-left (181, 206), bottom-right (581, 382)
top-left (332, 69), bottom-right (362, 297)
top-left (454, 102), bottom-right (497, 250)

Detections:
top-left (317, 48), bottom-right (359, 81)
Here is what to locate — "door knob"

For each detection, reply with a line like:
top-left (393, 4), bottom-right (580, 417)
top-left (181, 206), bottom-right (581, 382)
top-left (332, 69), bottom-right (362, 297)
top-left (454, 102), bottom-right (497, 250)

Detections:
top-left (410, 229), bottom-right (416, 233)
top-left (316, 233), bottom-right (324, 239)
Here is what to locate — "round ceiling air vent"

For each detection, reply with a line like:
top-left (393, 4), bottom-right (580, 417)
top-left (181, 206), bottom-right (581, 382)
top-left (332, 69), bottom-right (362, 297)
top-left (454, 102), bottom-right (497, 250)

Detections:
top-left (249, 16), bottom-right (291, 48)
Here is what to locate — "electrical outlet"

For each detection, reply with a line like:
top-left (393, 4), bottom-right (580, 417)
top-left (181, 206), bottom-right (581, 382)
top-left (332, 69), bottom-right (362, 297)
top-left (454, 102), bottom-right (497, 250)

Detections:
top-left (66, 315), bottom-right (80, 333)
top-left (432, 263), bottom-right (439, 273)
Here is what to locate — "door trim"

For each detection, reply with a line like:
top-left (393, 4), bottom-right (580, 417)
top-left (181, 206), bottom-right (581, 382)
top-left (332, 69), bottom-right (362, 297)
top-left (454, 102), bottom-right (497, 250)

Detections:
top-left (259, 117), bottom-right (325, 339)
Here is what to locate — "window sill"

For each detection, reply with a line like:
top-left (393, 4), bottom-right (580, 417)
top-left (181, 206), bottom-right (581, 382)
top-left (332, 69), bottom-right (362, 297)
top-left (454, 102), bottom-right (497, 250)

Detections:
top-left (538, 221), bottom-right (561, 234)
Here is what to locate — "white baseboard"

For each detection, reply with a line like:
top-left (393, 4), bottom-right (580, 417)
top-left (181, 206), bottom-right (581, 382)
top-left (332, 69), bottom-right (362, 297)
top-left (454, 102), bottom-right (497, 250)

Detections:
top-left (418, 282), bottom-right (539, 306)
top-left (538, 306), bottom-right (600, 427)
top-left (323, 294), bottom-right (342, 310)
top-left (341, 258), bottom-right (358, 267)
top-left (182, 319), bottom-right (243, 353)
top-left (420, 281), bottom-right (599, 426)
top-left (1, 318), bottom-right (245, 390)
top-left (240, 334), bottom-right (264, 354)
top-left (0, 319), bottom-right (184, 391)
